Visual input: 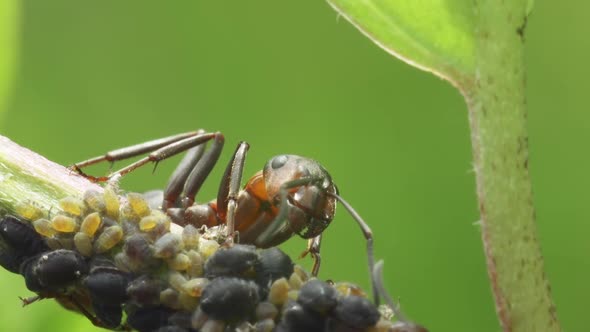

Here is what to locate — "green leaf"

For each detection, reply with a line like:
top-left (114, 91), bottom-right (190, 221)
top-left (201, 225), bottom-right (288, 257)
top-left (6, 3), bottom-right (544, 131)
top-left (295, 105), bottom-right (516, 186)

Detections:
top-left (0, 1), bottom-right (18, 118)
top-left (326, 1), bottom-right (563, 331)
top-left (327, 0), bottom-right (474, 88)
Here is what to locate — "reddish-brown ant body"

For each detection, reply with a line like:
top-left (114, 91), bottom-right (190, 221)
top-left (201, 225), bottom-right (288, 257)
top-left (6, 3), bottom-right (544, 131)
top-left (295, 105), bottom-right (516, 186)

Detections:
top-left (71, 130), bottom-right (375, 292)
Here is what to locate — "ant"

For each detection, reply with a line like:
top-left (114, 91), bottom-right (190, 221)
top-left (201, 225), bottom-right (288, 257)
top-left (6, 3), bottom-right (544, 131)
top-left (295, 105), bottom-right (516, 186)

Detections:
top-left (71, 130), bottom-right (378, 301)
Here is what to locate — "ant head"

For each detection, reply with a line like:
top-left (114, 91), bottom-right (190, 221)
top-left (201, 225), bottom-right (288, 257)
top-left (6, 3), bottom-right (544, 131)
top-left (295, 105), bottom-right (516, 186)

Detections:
top-left (263, 155), bottom-right (338, 239)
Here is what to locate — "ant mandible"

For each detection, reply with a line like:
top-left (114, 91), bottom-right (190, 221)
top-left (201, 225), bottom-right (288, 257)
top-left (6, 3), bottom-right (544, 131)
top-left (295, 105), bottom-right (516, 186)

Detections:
top-left (71, 130), bottom-right (377, 300)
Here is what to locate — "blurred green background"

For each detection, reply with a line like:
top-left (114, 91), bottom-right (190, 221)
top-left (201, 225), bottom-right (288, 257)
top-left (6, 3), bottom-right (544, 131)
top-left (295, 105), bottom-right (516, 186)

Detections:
top-left (0, 1), bottom-right (587, 331)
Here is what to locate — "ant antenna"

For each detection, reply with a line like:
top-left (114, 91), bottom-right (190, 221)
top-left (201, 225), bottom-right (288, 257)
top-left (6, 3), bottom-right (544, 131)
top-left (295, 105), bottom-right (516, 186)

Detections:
top-left (327, 192), bottom-right (379, 305)
top-left (374, 261), bottom-right (429, 332)
top-left (374, 260), bottom-right (407, 322)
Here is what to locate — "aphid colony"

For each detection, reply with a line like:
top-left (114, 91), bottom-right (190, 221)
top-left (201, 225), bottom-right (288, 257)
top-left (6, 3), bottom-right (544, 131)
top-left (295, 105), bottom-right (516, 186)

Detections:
top-left (0, 187), bottom-right (411, 332)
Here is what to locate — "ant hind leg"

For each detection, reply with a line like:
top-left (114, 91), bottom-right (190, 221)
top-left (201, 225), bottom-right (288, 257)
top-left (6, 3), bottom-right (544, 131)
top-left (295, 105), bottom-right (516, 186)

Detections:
top-left (70, 131), bottom-right (205, 182)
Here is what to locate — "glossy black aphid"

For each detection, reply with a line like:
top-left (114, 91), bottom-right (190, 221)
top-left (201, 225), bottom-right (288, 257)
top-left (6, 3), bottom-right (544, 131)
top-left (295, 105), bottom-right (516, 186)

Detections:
top-left (255, 247), bottom-right (294, 287)
top-left (21, 249), bottom-right (88, 293)
top-left (126, 276), bottom-right (163, 306)
top-left (153, 326), bottom-right (190, 332)
top-left (297, 279), bottom-right (338, 315)
top-left (199, 277), bottom-right (260, 323)
top-left (91, 301), bottom-right (124, 329)
top-left (0, 215), bottom-right (49, 273)
top-left (85, 266), bottom-right (131, 305)
top-left (332, 295), bottom-right (381, 329)
top-left (126, 305), bottom-right (175, 332)
top-left (203, 244), bottom-right (260, 279)
top-left (277, 300), bottom-right (326, 332)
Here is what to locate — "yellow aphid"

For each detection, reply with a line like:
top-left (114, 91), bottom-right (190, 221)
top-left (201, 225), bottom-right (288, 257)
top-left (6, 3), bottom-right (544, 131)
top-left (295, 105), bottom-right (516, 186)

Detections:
top-left (33, 219), bottom-right (56, 237)
top-left (334, 282), bottom-right (367, 298)
top-left (179, 291), bottom-right (199, 311)
top-left (94, 225), bottom-right (123, 253)
top-left (268, 278), bottom-right (290, 307)
top-left (114, 252), bottom-right (134, 273)
top-left (182, 225), bottom-right (200, 249)
top-left (139, 216), bottom-right (158, 231)
top-left (160, 288), bottom-right (181, 310)
top-left (293, 265), bottom-right (309, 283)
top-left (201, 320), bottom-right (225, 332)
top-left (182, 278), bottom-right (209, 297)
top-left (83, 189), bottom-right (106, 212)
top-left (45, 237), bottom-right (62, 250)
top-left (80, 212), bottom-right (102, 237)
top-left (74, 232), bottom-right (94, 257)
top-left (187, 250), bottom-right (204, 278)
top-left (253, 319), bottom-right (275, 332)
top-left (145, 210), bottom-right (171, 234)
top-left (167, 253), bottom-right (191, 271)
top-left (168, 271), bottom-right (188, 293)
top-left (255, 302), bottom-right (278, 320)
top-left (198, 239), bottom-right (220, 260)
top-left (59, 196), bottom-right (85, 216)
top-left (288, 272), bottom-right (303, 290)
top-left (287, 290), bottom-right (299, 301)
top-left (191, 309), bottom-right (207, 330)
top-left (16, 201), bottom-right (44, 221)
top-left (154, 233), bottom-right (184, 258)
top-left (103, 187), bottom-right (120, 219)
top-left (127, 193), bottom-right (151, 218)
top-left (46, 236), bottom-right (74, 250)
top-left (50, 215), bottom-right (78, 233)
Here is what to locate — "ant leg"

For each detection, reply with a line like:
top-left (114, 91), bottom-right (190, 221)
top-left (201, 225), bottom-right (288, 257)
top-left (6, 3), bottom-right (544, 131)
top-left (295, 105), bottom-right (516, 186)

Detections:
top-left (300, 235), bottom-right (322, 276)
top-left (328, 192), bottom-right (378, 305)
top-left (19, 295), bottom-right (41, 306)
top-left (179, 132), bottom-right (225, 207)
top-left (216, 142), bottom-right (250, 245)
top-left (110, 132), bottom-right (222, 184)
top-left (163, 130), bottom-right (207, 208)
top-left (71, 131), bottom-right (204, 181)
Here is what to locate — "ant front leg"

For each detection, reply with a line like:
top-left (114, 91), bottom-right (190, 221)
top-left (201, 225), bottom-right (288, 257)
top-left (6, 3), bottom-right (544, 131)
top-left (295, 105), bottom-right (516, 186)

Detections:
top-left (216, 142), bottom-right (250, 245)
top-left (300, 234), bottom-right (322, 277)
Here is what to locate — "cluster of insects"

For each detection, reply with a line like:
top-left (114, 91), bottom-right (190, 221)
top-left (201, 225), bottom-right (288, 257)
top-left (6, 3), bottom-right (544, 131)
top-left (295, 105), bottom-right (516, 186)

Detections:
top-left (0, 131), bottom-right (427, 332)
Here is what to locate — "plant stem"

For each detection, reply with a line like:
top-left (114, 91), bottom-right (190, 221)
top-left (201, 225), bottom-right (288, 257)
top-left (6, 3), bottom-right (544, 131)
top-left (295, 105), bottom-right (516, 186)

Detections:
top-left (0, 136), bottom-right (101, 214)
top-left (466, 2), bottom-right (560, 331)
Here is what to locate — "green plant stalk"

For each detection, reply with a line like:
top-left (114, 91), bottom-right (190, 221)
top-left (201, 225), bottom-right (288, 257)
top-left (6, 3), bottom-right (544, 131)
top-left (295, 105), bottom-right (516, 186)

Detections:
top-left (326, 0), bottom-right (560, 330)
top-left (0, 136), bottom-right (101, 214)
top-left (465, 2), bottom-right (559, 331)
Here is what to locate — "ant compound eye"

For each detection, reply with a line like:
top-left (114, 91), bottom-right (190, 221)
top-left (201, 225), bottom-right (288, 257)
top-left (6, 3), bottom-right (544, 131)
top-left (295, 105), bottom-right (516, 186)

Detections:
top-left (270, 155), bottom-right (289, 170)
top-left (296, 164), bottom-right (311, 177)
